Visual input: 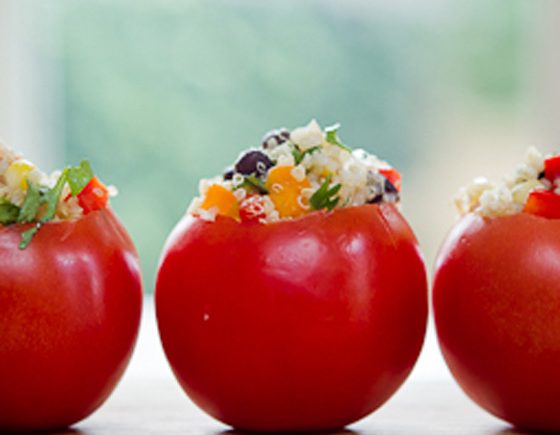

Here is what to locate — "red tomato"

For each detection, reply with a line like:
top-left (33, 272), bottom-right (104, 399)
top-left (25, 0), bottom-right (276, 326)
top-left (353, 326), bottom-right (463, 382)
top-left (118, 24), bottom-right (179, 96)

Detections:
top-left (0, 208), bottom-right (142, 432)
top-left (156, 204), bottom-right (428, 432)
top-left (433, 213), bottom-right (560, 432)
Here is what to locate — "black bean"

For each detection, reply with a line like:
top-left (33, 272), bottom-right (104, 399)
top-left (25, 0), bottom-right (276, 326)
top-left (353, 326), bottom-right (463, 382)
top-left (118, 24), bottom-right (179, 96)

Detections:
top-left (384, 178), bottom-right (399, 194)
top-left (223, 168), bottom-right (235, 180)
top-left (367, 194), bottom-right (384, 204)
top-left (262, 128), bottom-right (290, 149)
top-left (538, 170), bottom-right (546, 179)
top-left (235, 150), bottom-right (274, 177)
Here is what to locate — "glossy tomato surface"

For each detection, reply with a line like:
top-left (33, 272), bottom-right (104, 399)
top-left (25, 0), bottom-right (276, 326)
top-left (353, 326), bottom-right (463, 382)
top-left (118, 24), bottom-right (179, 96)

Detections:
top-left (433, 213), bottom-right (560, 432)
top-left (156, 204), bottom-right (428, 432)
top-left (0, 208), bottom-right (142, 432)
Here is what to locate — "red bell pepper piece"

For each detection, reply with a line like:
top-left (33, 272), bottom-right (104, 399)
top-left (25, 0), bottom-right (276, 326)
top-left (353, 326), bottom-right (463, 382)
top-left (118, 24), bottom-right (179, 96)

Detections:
top-left (78, 176), bottom-right (109, 214)
top-left (524, 190), bottom-right (560, 219)
top-left (379, 168), bottom-right (402, 192)
top-left (544, 156), bottom-right (560, 182)
top-left (239, 195), bottom-right (267, 223)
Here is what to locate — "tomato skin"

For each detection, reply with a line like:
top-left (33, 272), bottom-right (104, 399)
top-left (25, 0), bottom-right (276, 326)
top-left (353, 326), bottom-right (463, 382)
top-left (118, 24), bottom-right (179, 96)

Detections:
top-left (0, 208), bottom-right (142, 432)
top-left (156, 204), bottom-right (428, 432)
top-left (433, 213), bottom-right (560, 432)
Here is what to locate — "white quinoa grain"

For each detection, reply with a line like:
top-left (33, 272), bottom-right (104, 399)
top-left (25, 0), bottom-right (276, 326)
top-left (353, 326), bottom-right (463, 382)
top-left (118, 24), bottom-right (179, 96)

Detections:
top-left (456, 147), bottom-right (551, 217)
top-left (233, 188), bottom-right (247, 201)
top-left (191, 120), bottom-right (401, 223)
top-left (291, 165), bottom-right (306, 182)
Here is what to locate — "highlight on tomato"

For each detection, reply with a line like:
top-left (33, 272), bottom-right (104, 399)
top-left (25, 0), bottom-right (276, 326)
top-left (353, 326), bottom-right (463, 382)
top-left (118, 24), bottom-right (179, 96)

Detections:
top-left (0, 143), bottom-right (143, 432)
top-left (434, 147), bottom-right (560, 432)
top-left (156, 120), bottom-right (428, 432)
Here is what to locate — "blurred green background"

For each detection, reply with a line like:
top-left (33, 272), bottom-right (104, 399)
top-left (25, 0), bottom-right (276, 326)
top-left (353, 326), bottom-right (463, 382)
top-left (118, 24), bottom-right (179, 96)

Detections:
top-left (1, 0), bottom-right (556, 293)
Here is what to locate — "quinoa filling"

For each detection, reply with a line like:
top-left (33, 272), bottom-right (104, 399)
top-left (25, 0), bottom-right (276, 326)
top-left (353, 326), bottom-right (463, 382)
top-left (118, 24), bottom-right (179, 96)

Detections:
top-left (455, 147), bottom-right (560, 218)
top-left (0, 141), bottom-right (112, 248)
top-left (189, 120), bottom-right (402, 223)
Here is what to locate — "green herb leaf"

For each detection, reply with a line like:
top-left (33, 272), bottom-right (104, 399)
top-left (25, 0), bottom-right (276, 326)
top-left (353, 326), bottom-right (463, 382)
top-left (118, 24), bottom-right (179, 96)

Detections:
top-left (18, 181), bottom-right (42, 223)
top-left (292, 147), bottom-right (303, 165)
top-left (310, 176), bottom-right (341, 211)
top-left (13, 160), bottom-right (98, 249)
top-left (293, 145), bottom-right (321, 165)
top-left (19, 224), bottom-right (40, 250)
top-left (0, 199), bottom-right (20, 225)
top-left (41, 171), bottom-right (68, 222)
top-left (243, 174), bottom-right (269, 194)
top-left (17, 174), bottom-right (65, 249)
top-left (325, 123), bottom-right (351, 152)
top-left (66, 160), bottom-right (94, 196)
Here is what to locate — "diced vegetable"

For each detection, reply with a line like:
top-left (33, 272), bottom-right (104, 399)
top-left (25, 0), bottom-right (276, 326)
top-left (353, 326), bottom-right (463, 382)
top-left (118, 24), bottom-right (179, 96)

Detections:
top-left (66, 160), bottom-right (95, 196)
top-left (78, 176), bottom-right (110, 215)
top-left (5, 160), bottom-right (34, 190)
top-left (18, 181), bottom-right (42, 223)
top-left (0, 154), bottom-right (107, 248)
top-left (200, 184), bottom-right (240, 220)
top-left (379, 168), bottom-right (402, 192)
top-left (544, 156), bottom-right (560, 182)
top-left (265, 166), bottom-right (310, 218)
top-left (189, 121), bottom-right (402, 223)
top-left (324, 123), bottom-right (351, 152)
top-left (243, 174), bottom-right (269, 195)
top-left (0, 199), bottom-right (20, 225)
top-left (524, 190), bottom-right (560, 219)
top-left (239, 195), bottom-right (267, 223)
top-left (310, 176), bottom-right (341, 211)
top-left (292, 146), bottom-right (321, 165)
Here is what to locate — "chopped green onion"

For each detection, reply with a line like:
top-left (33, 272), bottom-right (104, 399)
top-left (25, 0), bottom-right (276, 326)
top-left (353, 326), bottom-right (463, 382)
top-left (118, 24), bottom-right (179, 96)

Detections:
top-left (66, 160), bottom-right (94, 196)
top-left (18, 181), bottom-right (42, 223)
top-left (292, 145), bottom-right (321, 165)
top-left (9, 160), bottom-right (95, 249)
top-left (325, 123), bottom-right (351, 152)
top-left (310, 176), bottom-right (341, 211)
top-left (243, 174), bottom-right (269, 194)
top-left (19, 224), bottom-right (41, 250)
top-left (0, 199), bottom-right (20, 225)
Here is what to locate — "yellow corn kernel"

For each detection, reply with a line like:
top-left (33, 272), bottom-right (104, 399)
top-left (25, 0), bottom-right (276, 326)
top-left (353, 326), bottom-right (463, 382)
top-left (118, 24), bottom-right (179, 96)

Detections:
top-left (200, 184), bottom-right (239, 220)
top-left (266, 165), bottom-right (311, 218)
top-left (5, 160), bottom-right (34, 190)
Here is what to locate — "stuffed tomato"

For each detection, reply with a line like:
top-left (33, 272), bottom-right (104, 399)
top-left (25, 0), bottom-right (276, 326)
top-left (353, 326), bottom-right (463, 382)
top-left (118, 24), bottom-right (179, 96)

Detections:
top-left (434, 148), bottom-right (560, 431)
top-left (156, 120), bottom-right (428, 432)
top-left (0, 144), bottom-right (142, 431)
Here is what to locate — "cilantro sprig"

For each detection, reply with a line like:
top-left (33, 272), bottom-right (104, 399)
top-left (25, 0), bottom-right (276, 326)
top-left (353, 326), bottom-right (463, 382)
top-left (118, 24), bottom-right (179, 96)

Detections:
top-left (0, 199), bottom-right (20, 225)
top-left (242, 174), bottom-right (269, 194)
top-left (325, 123), bottom-right (351, 152)
top-left (0, 160), bottom-right (95, 249)
top-left (292, 145), bottom-right (322, 165)
top-left (310, 175), bottom-right (341, 212)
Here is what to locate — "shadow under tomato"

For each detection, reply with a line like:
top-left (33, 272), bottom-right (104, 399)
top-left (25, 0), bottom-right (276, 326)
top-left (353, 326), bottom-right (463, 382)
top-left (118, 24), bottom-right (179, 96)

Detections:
top-left (221, 429), bottom-right (359, 435)
top-left (496, 427), bottom-right (551, 435)
top-left (13, 429), bottom-right (85, 435)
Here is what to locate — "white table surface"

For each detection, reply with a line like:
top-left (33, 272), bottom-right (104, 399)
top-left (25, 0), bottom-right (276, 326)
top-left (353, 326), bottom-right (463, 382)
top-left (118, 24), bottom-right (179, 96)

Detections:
top-left (41, 299), bottom-right (532, 435)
